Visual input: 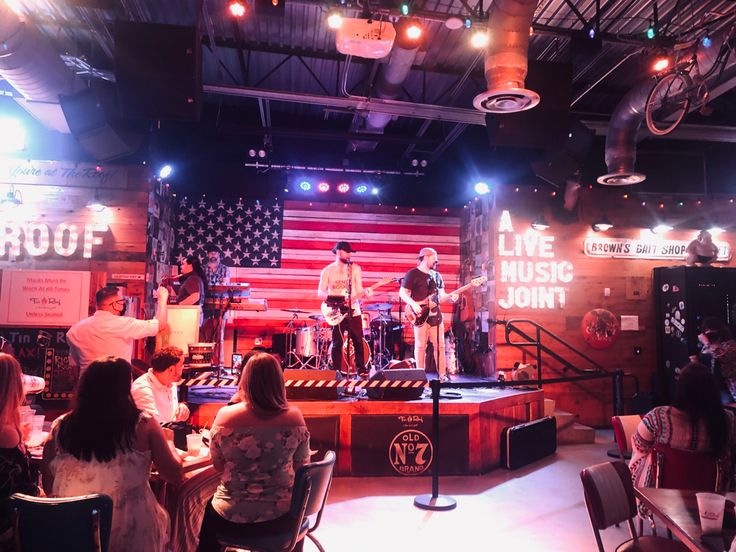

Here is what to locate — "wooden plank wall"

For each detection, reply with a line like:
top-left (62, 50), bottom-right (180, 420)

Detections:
top-left (490, 187), bottom-right (736, 427)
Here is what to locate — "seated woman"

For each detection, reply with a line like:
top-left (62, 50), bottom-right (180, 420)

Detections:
top-left (630, 361), bottom-right (736, 489)
top-left (41, 357), bottom-right (183, 552)
top-left (197, 353), bottom-right (310, 552)
top-left (0, 353), bottom-right (39, 551)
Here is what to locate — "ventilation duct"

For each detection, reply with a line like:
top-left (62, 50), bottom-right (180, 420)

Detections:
top-left (0, 3), bottom-right (83, 131)
top-left (473, 0), bottom-right (540, 113)
top-left (350, 19), bottom-right (420, 152)
top-left (598, 27), bottom-right (736, 185)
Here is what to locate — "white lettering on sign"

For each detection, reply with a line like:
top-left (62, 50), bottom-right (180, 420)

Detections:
top-left (584, 237), bottom-right (732, 261)
top-left (1, 222), bottom-right (109, 260)
top-left (497, 210), bottom-right (574, 310)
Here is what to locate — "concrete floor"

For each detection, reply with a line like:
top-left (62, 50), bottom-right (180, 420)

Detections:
top-left (308, 430), bottom-right (633, 552)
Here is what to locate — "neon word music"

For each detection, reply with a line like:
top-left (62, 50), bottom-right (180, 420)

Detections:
top-left (1, 222), bottom-right (108, 260)
top-left (497, 210), bottom-right (573, 309)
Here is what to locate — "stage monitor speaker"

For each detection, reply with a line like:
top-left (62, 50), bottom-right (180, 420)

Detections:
top-left (531, 118), bottom-right (596, 186)
top-left (283, 369), bottom-right (341, 401)
top-left (485, 61), bottom-right (572, 150)
top-left (59, 81), bottom-right (144, 161)
top-left (366, 368), bottom-right (427, 400)
top-left (114, 21), bottom-right (202, 121)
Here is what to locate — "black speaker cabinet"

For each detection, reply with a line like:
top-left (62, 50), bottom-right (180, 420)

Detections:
top-left (283, 369), bottom-right (341, 401)
top-left (367, 368), bottom-right (427, 400)
top-left (59, 81), bottom-right (144, 161)
top-left (114, 21), bottom-right (202, 121)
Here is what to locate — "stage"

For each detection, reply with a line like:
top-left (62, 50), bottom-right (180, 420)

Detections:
top-left (190, 383), bottom-right (544, 476)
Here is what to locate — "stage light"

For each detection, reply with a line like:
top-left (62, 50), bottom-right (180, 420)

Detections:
top-left (411, 159), bottom-right (418, 167)
top-left (420, 160), bottom-right (427, 168)
top-left (400, 1), bottom-right (409, 16)
top-left (652, 56), bottom-right (671, 73)
top-left (257, 149), bottom-right (267, 158)
top-left (356, 185), bottom-right (368, 194)
top-left (702, 34), bottom-right (713, 48)
top-left (474, 181), bottom-right (490, 195)
top-left (592, 215), bottom-right (613, 232)
top-left (588, 26), bottom-right (596, 39)
top-left (327, 11), bottom-right (343, 29)
top-left (337, 182), bottom-right (350, 193)
top-left (708, 226), bottom-right (725, 235)
top-left (299, 180), bottom-right (312, 191)
top-left (228, 0), bottom-right (247, 17)
top-left (531, 214), bottom-right (550, 231)
top-left (646, 24), bottom-right (656, 40)
top-left (0, 118), bottom-right (25, 152)
top-left (372, 187), bottom-right (379, 195)
top-left (405, 21), bottom-right (422, 40)
top-left (465, 18), bottom-right (472, 29)
top-left (248, 149), bottom-right (256, 157)
top-left (317, 182), bottom-right (330, 192)
top-left (470, 30), bottom-right (489, 49)
top-left (651, 223), bottom-right (673, 234)
top-left (158, 165), bottom-right (173, 179)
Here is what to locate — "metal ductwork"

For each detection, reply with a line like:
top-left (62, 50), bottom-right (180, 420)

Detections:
top-left (351, 20), bottom-right (420, 152)
top-left (598, 27), bottom-right (736, 185)
top-left (473, 0), bottom-right (540, 113)
top-left (0, 3), bottom-right (83, 132)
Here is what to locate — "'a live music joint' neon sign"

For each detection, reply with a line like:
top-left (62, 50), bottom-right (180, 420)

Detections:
top-left (497, 210), bottom-right (574, 309)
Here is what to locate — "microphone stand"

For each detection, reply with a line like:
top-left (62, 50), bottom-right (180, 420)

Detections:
top-left (433, 271), bottom-right (442, 381)
top-left (346, 261), bottom-right (354, 377)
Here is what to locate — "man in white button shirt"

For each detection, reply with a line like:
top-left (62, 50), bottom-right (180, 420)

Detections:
top-left (131, 346), bottom-right (190, 423)
top-left (67, 285), bottom-right (169, 375)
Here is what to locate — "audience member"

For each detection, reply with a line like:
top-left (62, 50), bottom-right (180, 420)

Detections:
top-left (698, 317), bottom-right (736, 402)
top-left (197, 353), bottom-right (310, 552)
top-left (41, 357), bottom-right (183, 552)
top-left (630, 362), bottom-right (736, 489)
top-left (67, 285), bottom-right (168, 374)
top-left (0, 354), bottom-right (39, 551)
top-left (132, 346), bottom-right (189, 424)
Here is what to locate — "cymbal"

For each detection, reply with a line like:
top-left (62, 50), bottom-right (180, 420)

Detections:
top-left (363, 302), bottom-right (394, 311)
top-left (309, 314), bottom-right (325, 321)
top-left (281, 308), bottom-right (311, 314)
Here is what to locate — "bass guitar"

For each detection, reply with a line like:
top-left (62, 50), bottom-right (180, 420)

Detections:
top-left (405, 275), bottom-right (487, 326)
top-left (321, 277), bottom-right (398, 326)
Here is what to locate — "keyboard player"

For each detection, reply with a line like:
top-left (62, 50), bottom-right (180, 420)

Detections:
top-left (203, 246), bottom-right (230, 365)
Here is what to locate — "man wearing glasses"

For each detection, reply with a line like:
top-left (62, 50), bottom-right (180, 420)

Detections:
top-left (67, 285), bottom-right (169, 375)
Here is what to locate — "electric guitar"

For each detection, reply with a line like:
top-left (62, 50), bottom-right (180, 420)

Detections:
top-left (321, 277), bottom-right (398, 326)
top-left (405, 276), bottom-right (488, 326)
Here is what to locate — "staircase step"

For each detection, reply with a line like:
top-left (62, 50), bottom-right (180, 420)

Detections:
top-left (553, 410), bottom-right (576, 432)
top-left (558, 422), bottom-right (596, 445)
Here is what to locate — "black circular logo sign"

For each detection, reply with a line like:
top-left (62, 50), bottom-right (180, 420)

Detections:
top-left (389, 429), bottom-right (433, 475)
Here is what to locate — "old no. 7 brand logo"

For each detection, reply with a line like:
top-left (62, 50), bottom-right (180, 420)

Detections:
top-left (389, 429), bottom-right (432, 475)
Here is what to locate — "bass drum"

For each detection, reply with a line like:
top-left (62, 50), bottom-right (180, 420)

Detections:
top-left (294, 327), bottom-right (318, 357)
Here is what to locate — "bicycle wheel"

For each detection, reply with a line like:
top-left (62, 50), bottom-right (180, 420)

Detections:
top-left (645, 72), bottom-right (692, 136)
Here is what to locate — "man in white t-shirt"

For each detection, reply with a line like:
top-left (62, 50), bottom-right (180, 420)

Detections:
top-left (67, 285), bottom-right (169, 374)
top-left (131, 345), bottom-right (189, 423)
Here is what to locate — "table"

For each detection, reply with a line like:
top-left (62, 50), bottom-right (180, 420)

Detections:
top-left (635, 487), bottom-right (736, 552)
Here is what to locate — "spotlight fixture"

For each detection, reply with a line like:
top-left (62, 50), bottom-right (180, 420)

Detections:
top-left (592, 215), bottom-right (613, 232)
top-left (257, 149), bottom-right (267, 158)
top-left (651, 223), bottom-right (673, 234)
top-left (371, 187), bottom-right (379, 195)
top-left (0, 117), bottom-right (26, 152)
top-left (470, 30), bottom-right (489, 49)
top-left (405, 20), bottom-right (423, 40)
top-left (646, 24), bottom-right (656, 40)
top-left (248, 149), bottom-right (257, 157)
top-left (702, 34), bottom-right (713, 48)
top-left (419, 160), bottom-right (427, 168)
top-left (337, 182), bottom-right (350, 194)
top-left (299, 180), bottom-right (312, 191)
top-left (158, 165), bottom-right (173, 179)
top-left (0, 185), bottom-right (22, 209)
top-left (473, 181), bottom-right (490, 195)
top-left (327, 11), bottom-right (343, 29)
top-left (531, 214), bottom-right (550, 231)
top-left (587, 26), bottom-right (596, 39)
top-left (355, 185), bottom-right (368, 194)
top-left (399, 1), bottom-right (410, 16)
top-left (317, 182), bottom-right (330, 192)
top-left (228, 0), bottom-right (247, 17)
top-left (708, 226), bottom-right (725, 235)
top-left (86, 190), bottom-right (106, 212)
top-left (652, 55), bottom-right (671, 73)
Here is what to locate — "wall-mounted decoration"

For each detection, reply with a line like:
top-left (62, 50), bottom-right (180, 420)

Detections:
top-left (581, 308), bottom-right (620, 349)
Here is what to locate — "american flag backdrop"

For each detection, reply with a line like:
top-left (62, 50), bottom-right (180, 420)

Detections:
top-left (175, 198), bottom-right (461, 339)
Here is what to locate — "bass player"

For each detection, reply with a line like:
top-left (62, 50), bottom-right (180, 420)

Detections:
top-left (318, 241), bottom-right (373, 377)
top-left (399, 247), bottom-right (457, 382)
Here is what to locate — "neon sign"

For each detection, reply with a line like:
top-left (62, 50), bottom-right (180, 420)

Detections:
top-left (497, 210), bottom-right (573, 309)
top-left (1, 222), bottom-right (108, 260)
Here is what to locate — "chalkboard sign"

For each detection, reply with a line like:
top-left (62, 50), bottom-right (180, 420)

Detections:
top-left (0, 327), bottom-right (76, 400)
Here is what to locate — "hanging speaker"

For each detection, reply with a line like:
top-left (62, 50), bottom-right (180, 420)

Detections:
top-left (114, 21), bottom-right (202, 121)
top-left (59, 80), bottom-right (144, 161)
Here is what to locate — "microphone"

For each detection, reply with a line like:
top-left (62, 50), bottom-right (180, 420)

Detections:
top-left (345, 259), bottom-right (353, 265)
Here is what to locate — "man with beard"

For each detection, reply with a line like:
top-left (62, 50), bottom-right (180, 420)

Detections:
top-left (67, 285), bottom-right (169, 375)
top-left (318, 241), bottom-right (372, 377)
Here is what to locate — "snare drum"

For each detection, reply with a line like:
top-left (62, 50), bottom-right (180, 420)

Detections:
top-left (295, 327), bottom-right (318, 357)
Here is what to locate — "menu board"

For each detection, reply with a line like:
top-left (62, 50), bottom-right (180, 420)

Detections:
top-left (0, 270), bottom-right (90, 327)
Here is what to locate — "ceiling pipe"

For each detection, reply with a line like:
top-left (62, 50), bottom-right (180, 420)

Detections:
top-left (598, 26), bottom-right (736, 185)
top-left (350, 19), bottom-right (421, 152)
top-left (473, 0), bottom-right (540, 113)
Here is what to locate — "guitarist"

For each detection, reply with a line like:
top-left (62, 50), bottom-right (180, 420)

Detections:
top-left (318, 241), bottom-right (373, 377)
top-left (399, 247), bottom-right (457, 382)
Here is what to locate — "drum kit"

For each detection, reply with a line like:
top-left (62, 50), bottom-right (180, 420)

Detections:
top-left (280, 302), bottom-right (409, 374)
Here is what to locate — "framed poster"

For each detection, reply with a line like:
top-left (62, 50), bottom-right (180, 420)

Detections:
top-left (0, 270), bottom-right (90, 327)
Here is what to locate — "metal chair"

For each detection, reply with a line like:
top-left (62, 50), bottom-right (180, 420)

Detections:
top-left (652, 443), bottom-right (727, 491)
top-left (10, 492), bottom-right (113, 552)
top-left (610, 415), bottom-right (642, 460)
top-left (580, 461), bottom-right (689, 552)
top-left (218, 450), bottom-right (336, 552)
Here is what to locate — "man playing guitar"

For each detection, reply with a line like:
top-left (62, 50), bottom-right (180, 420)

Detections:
top-left (318, 241), bottom-right (373, 377)
top-left (399, 247), bottom-right (457, 382)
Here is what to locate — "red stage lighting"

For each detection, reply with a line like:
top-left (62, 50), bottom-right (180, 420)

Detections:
top-left (317, 182), bottom-right (330, 192)
top-left (228, 1), bottom-right (247, 17)
top-left (337, 182), bottom-right (350, 193)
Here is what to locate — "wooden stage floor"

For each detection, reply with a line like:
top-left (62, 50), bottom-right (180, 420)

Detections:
top-left (190, 383), bottom-right (544, 476)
